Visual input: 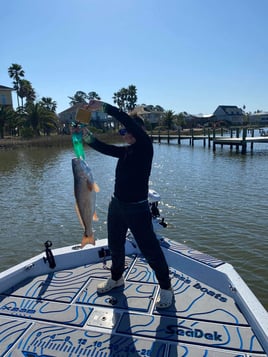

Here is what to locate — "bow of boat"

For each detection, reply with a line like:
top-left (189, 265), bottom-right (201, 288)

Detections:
top-left (0, 237), bottom-right (267, 356)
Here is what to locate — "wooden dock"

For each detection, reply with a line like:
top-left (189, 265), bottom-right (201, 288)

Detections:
top-left (150, 128), bottom-right (268, 154)
top-left (212, 136), bottom-right (268, 153)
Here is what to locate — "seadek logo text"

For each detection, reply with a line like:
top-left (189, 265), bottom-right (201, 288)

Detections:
top-left (166, 325), bottom-right (223, 341)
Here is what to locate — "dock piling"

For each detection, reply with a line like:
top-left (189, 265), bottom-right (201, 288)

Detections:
top-left (241, 128), bottom-right (247, 154)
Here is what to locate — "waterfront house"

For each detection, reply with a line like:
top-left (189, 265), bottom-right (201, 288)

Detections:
top-left (58, 103), bottom-right (112, 133)
top-left (131, 105), bottom-right (164, 128)
top-left (248, 112), bottom-right (268, 126)
top-left (213, 105), bottom-right (245, 125)
top-left (0, 85), bottom-right (13, 107)
top-left (184, 113), bottom-right (215, 128)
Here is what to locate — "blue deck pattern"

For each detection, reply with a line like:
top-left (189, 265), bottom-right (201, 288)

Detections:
top-left (160, 239), bottom-right (225, 268)
top-left (117, 312), bottom-right (263, 351)
top-left (0, 253), bottom-right (266, 356)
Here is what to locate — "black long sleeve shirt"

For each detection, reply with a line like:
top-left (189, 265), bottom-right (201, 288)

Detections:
top-left (89, 104), bottom-right (153, 203)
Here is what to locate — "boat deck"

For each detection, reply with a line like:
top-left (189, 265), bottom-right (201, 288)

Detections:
top-left (0, 241), bottom-right (266, 356)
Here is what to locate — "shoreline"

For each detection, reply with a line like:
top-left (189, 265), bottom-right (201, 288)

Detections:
top-left (0, 129), bottom-right (210, 150)
top-left (0, 133), bottom-right (122, 150)
top-left (0, 135), bottom-right (72, 150)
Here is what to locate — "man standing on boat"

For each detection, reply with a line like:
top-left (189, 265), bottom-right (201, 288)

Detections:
top-left (82, 100), bottom-right (173, 308)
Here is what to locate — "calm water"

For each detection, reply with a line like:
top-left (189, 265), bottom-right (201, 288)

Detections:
top-left (0, 139), bottom-right (267, 309)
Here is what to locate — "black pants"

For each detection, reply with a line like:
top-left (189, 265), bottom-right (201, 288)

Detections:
top-left (107, 196), bottom-right (171, 290)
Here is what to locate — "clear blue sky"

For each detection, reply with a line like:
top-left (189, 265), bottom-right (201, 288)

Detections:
top-left (1, 0), bottom-right (267, 115)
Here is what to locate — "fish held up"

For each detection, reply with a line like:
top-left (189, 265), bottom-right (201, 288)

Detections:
top-left (72, 158), bottom-right (99, 248)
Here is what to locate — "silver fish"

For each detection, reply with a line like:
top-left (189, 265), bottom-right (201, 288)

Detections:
top-left (72, 158), bottom-right (99, 247)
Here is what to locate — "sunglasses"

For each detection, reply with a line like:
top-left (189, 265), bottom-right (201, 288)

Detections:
top-left (118, 128), bottom-right (127, 136)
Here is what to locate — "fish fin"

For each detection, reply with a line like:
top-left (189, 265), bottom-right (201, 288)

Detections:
top-left (93, 182), bottom-right (100, 192)
top-left (81, 235), bottom-right (95, 248)
top-left (93, 211), bottom-right (99, 221)
top-left (75, 204), bottom-right (85, 228)
top-left (87, 182), bottom-right (100, 192)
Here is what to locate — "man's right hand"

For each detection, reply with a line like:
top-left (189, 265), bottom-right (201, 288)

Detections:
top-left (82, 127), bottom-right (95, 144)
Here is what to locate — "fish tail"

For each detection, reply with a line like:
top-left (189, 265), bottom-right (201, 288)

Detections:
top-left (81, 234), bottom-right (95, 248)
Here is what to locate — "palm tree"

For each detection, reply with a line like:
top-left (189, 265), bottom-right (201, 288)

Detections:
top-left (176, 112), bottom-right (186, 129)
top-left (113, 85), bottom-right (138, 112)
top-left (0, 106), bottom-right (21, 138)
top-left (41, 112), bottom-right (59, 136)
top-left (24, 102), bottom-right (58, 136)
top-left (162, 110), bottom-right (175, 130)
top-left (40, 97), bottom-right (57, 112)
top-left (8, 108), bottom-right (23, 137)
top-left (88, 91), bottom-right (101, 100)
top-left (112, 91), bottom-right (121, 108)
top-left (113, 87), bottom-right (128, 111)
top-left (126, 84), bottom-right (137, 112)
top-left (68, 91), bottom-right (88, 106)
top-left (8, 63), bottom-right (25, 108)
top-left (17, 79), bottom-right (36, 107)
top-left (0, 106), bottom-right (10, 138)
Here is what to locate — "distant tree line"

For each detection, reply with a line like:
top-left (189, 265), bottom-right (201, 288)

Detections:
top-left (68, 84), bottom-right (138, 112)
top-left (0, 62), bottom-right (189, 139)
top-left (0, 63), bottom-right (59, 139)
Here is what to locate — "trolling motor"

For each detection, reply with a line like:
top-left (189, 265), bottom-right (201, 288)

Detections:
top-left (148, 190), bottom-right (167, 229)
top-left (43, 240), bottom-right (56, 269)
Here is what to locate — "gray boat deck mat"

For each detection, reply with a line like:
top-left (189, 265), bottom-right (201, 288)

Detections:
top-left (161, 239), bottom-right (224, 268)
top-left (116, 312), bottom-right (264, 353)
top-left (1, 319), bottom-right (166, 357)
top-left (2, 254), bottom-right (247, 325)
top-left (0, 318), bottom-right (32, 356)
top-left (2, 319), bottom-right (266, 357)
top-left (3, 255), bottom-right (135, 302)
top-left (0, 254), bottom-right (266, 356)
top-left (76, 278), bottom-right (157, 312)
top-left (0, 294), bottom-right (92, 326)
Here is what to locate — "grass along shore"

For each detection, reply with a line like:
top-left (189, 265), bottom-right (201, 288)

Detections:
top-left (0, 131), bottom-right (125, 150)
top-left (0, 135), bottom-right (73, 149)
top-left (0, 128), bottom-right (218, 150)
